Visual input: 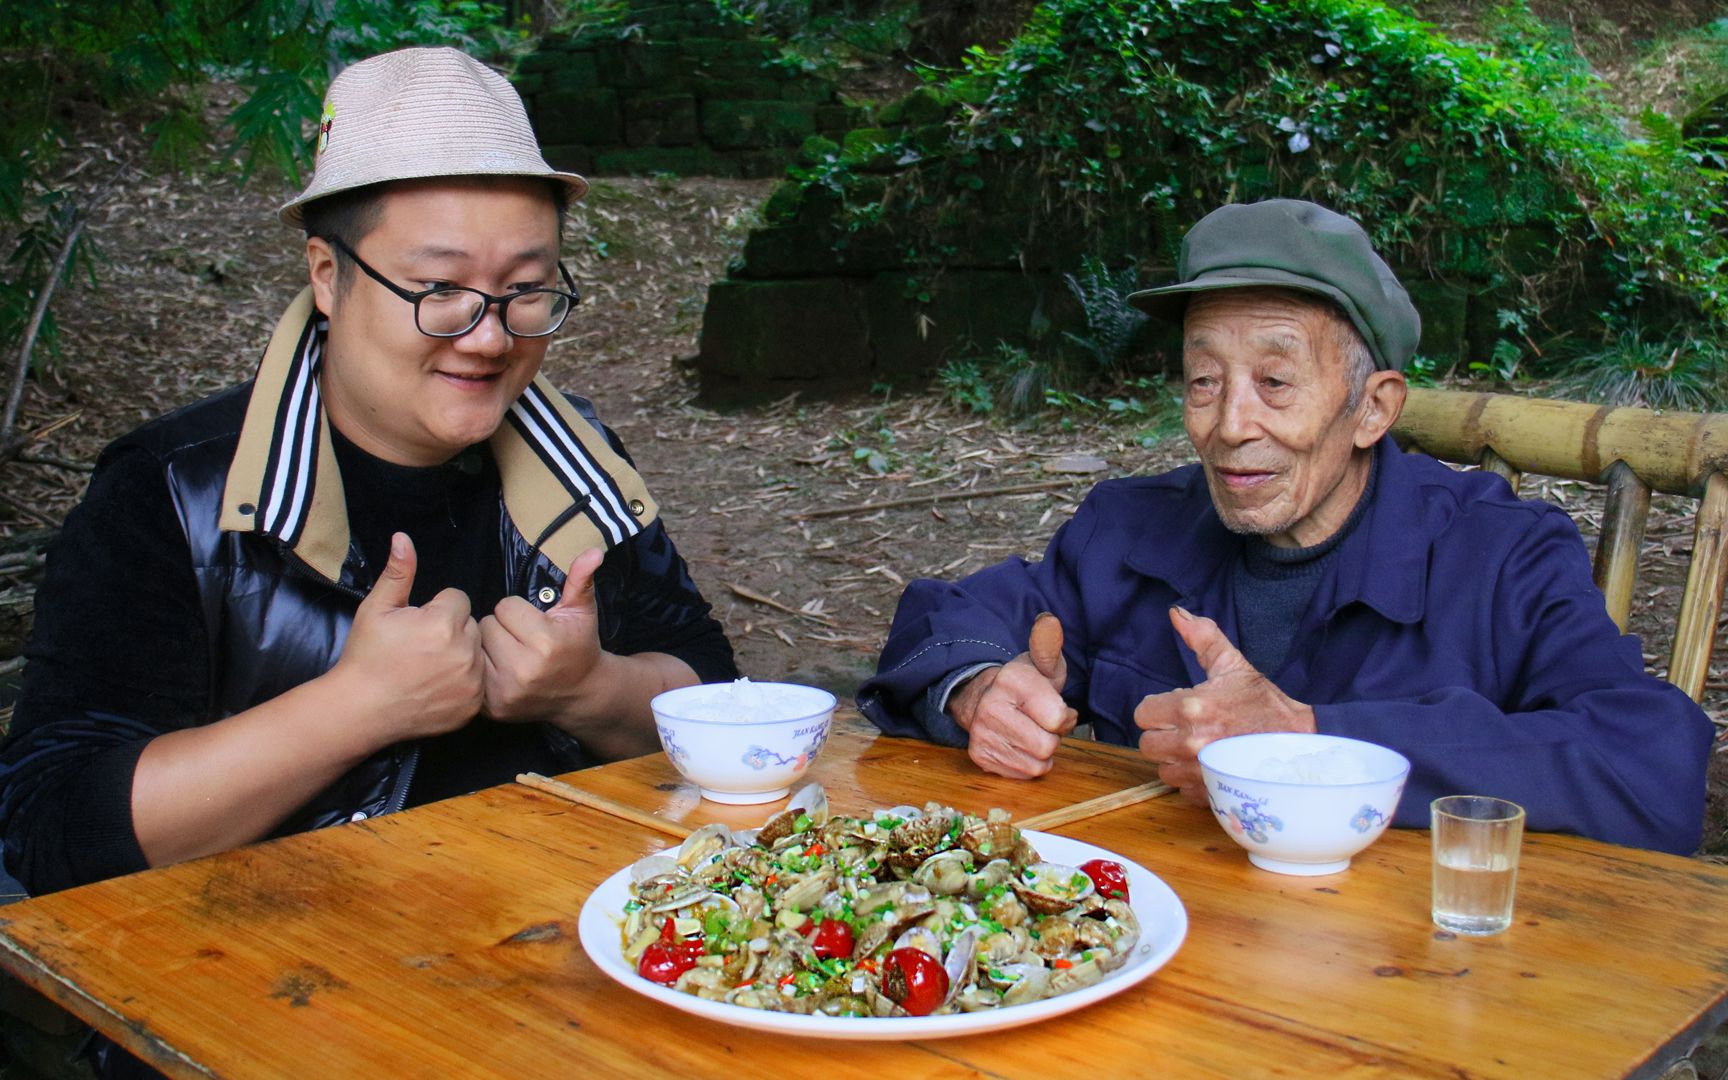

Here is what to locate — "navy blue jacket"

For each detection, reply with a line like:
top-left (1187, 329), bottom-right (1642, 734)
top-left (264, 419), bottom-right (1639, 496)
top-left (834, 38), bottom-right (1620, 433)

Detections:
top-left (858, 438), bottom-right (1712, 855)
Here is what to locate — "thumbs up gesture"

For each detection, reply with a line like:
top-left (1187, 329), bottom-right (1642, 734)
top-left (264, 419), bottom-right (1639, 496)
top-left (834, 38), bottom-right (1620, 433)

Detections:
top-left (479, 547), bottom-right (607, 723)
top-left (335, 532), bottom-right (484, 740)
top-left (1134, 606), bottom-right (1316, 803)
top-left (947, 612), bottom-right (1080, 779)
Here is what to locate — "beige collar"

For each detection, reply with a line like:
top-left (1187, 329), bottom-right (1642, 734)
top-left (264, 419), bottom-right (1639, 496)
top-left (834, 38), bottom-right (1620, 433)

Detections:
top-left (219, 288), bottom-right (657, 584)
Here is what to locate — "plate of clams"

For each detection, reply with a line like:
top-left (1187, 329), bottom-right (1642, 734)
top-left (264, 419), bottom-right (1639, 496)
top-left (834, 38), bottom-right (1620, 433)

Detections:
top-left (576, 784), bottom-right (1188, 1039)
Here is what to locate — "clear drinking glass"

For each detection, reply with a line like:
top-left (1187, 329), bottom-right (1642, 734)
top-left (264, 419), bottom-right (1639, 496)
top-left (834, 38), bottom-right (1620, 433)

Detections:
top-left (1430, 795), bottom-right (1525, 936)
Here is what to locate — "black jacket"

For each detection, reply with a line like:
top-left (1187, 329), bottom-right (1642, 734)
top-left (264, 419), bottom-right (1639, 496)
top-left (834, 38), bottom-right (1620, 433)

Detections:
top-left (0, 293), bottom-right (735, 893)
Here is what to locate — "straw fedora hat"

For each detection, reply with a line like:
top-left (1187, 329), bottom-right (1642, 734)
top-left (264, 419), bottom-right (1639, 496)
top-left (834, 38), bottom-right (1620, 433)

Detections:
top-left (278, 46), bottom-right (588, 227)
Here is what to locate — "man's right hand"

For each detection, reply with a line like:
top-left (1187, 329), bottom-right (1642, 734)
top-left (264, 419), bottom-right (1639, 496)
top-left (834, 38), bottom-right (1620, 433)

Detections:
top-left (334, 532), bottom-right (483, 740)
top-left (946, 612), bottom-right (1078, 779)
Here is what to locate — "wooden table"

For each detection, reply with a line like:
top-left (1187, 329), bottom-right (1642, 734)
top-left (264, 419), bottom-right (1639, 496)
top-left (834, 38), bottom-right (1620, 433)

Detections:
top-left (1, 717), bottom-right (1724, 1079)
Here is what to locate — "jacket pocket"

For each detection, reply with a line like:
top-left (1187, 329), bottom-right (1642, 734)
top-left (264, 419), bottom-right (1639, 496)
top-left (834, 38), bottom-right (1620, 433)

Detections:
top-left (1087, 653), bottom-right (1187, 745)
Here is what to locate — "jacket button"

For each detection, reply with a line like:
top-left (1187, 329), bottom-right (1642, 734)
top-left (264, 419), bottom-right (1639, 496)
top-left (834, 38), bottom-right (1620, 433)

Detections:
top-left (538, 586), bottom-right (559, 605)
top-left (350, 811), bottom-right (368, 822)
top-left (629, 499), bottom-right (646, 516)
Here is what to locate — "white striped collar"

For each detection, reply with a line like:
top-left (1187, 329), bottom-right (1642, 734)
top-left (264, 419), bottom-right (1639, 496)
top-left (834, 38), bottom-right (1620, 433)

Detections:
top-left (220, 288), bottom-right (657, 584)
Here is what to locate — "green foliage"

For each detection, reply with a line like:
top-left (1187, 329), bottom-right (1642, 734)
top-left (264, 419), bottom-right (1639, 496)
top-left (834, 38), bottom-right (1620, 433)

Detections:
top-left (939, 339), bottom-right (1181, 444)
top-left (776, 0), bottom-right (1727, 369)
top-left (1550, 327), bottom-right (1727, 412)
top-left (1060, 256), bottom-right (1149, 376)
top-left (937, 358), bottom-right (995, 414)
top-left (1, 0), bottom-right (537, 377)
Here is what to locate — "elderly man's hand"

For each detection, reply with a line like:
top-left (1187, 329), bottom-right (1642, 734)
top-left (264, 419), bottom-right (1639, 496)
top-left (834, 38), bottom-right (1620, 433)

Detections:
top-left (1135, 606), bottom-right (1316, 803)
top-left (479, 547), bottom-right (610, 724)
top-left (336, 532), bottom-right (484, 740)
top-left (948, 613), bottom-right (1078, 779)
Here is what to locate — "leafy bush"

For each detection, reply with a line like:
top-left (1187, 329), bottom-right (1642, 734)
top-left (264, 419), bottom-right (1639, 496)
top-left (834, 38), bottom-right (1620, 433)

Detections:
top-left (782, 0), bottom-right (1727, 355)
top-left (1, 0), bottom-right (533, 371)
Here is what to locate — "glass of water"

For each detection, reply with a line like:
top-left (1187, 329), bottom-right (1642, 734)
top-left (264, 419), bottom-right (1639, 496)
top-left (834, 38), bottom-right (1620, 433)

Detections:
top-left (1431, 795), bottom-right (1525, 936)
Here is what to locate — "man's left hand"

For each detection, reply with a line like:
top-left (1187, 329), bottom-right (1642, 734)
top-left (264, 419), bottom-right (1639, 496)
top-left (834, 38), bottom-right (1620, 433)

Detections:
top-left (480, 548), bottom-right (610, 723)
top-left (1134, 605), bottom-right (1316, 803)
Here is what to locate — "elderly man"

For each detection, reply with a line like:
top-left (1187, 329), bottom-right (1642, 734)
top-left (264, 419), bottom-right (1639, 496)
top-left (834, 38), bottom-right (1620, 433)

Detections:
top-left (859, 199), bottom-right (1712, 855)
top-left (0, 47), bottom-right (735, 899)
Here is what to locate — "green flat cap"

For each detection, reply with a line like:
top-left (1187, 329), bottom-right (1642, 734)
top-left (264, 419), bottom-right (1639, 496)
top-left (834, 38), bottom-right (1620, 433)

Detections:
top-left (1128, 199), bottom-right (1420, 371)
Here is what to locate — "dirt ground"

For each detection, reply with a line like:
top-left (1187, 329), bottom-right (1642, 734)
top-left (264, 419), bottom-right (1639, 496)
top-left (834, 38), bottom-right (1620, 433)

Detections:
top-left (2, 91), bottom-right (1725, 854)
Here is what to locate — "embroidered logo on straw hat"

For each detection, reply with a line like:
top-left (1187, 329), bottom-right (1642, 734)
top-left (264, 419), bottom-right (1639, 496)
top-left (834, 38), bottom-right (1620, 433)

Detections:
top-left (278, 46), bottom-right (587, 227)
top-left (316, 101), bottom-right (335, 157)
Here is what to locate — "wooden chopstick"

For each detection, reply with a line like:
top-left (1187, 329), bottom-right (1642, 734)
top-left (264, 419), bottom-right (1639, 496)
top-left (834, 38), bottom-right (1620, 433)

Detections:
top-left (515, 770), bottom-right (1166, 841)
top-left (515, 772), bottom-right (694, 840)
top-left (1017, 780), bottom-right (1173, 831)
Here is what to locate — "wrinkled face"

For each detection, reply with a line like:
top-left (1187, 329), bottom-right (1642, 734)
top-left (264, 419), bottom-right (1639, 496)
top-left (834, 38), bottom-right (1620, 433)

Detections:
top-left (310, 177), bottom-right (562, 467)
top-left (1181, 288), bottom-right (1376, 548)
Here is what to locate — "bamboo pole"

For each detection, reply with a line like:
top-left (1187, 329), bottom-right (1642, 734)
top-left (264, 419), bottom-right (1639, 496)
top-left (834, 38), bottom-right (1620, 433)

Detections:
top-left (1669, 472), bottom-right (1728, 702)
top-left (1479, 447), bottom-right (1522, 495)
top-left (1593, 460), bottom-right (1651, 633)
top-left (1395, 388), bottom-right (1728, 496)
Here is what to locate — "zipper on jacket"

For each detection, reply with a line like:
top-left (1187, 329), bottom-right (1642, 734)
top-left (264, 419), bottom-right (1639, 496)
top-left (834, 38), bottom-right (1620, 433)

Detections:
top-left (382, 744), bottom-right (421, 814)
top-left (273, 539), bottom-right (417, 816)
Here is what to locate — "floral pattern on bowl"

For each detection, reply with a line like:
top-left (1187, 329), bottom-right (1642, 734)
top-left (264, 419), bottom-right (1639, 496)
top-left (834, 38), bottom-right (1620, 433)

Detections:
top-left (657, 725), bottom-right (691, 766)
top-left (1211, 793), bottom-right (1284, 845)
top-left (1349, 804), bottom-right (1387, 834)
top-left (742, 725), bottom-right (830, 771)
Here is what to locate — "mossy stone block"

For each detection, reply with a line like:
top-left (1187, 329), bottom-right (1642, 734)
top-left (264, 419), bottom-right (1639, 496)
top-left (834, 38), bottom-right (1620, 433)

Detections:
top-left (842, 127), bottom-right (901, 170)
top-left (702, 100), bottom-right (817, 150)
top-left (593, 146), bottom-right (737, 177)
top-left (698, 58), bottom-right (782, 82)
top-left (777, 79), bottom-right (838, 105)
top-left (1402, 277), bottom-right (1469, 367)
top-left (736, 226), bottom-right (841, 277)
top-left (816, 103), bottom-right (869, 133)
top-left (1438, 159), bottom-right (1506, 229)
top-left (763, 180), bottom-right (807, 225)
top-left (535, 89), bottom-right (621, 146)
top-left (681, 37), bottom-right (773, 63)
top-left (862, 271), bottom-right (1050, 376)
top-left (1500, 226), bottom-right (1562, 276)
top-left (541, 145), bottom-right (595, 174)
top-left (517, 51), bottom-right (562, 74)
top-left (623, 93), bottom-right (699, 147)
top-left (878, 86), bottom-right (951, 127)
top-left (799, 135), bottom-right (840, 164)
top-left (693, 77), bottom-right (785, 101)
top-left (595, 43), bottom-right (682, 89)
top-left (543, 53), bottom-right (600, 94)
top-left (698, 278), bottom-right (872, 382)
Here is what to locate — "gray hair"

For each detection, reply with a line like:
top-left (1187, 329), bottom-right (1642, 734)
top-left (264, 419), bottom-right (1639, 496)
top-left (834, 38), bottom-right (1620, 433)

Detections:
top-left (1326, 309), bottom-right (1376, 413)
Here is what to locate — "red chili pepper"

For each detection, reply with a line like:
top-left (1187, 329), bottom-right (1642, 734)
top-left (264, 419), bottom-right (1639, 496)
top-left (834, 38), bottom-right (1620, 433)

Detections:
top-left (1080, 859), bottom-right (1131, 903)
top-left (1053, 958), bottom-right (1074, 970)
top-left (805, 842), bottom-right (826, 857)
top-left (637, 936), bottom-right (705, 985)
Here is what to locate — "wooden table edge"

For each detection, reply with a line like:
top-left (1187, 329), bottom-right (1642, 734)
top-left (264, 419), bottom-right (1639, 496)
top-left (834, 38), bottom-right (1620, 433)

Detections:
top-left (0, 931), bottom-right (215, 1079)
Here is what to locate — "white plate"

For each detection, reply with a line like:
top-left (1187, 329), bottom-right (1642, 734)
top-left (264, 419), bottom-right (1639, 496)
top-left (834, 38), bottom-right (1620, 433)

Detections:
top-left (576, 830), bottom-right (1188, 1040)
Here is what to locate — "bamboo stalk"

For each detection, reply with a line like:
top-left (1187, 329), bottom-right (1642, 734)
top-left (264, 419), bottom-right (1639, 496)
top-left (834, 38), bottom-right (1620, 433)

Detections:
top-left (1017, 780), bottom-right (1172, 830)
top-left (515, 773), bottom-right (693, 839)
top-left (1669, 471), bottom-right (1728, 702)
top-left (1593, 460), bottom-right (1650, 632)
top-left (1, 217), bottom-right (87, 458)
top-left (790, 479), bottom-right (1084, 521)
top-left (725, 582), bottom-right (834, 624)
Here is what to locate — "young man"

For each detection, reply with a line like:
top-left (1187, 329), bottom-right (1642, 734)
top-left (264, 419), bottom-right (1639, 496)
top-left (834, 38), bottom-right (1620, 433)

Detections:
top-left (0, 47), bottom-right (736, 895)
top-left (860, 199), bottom-right (1711, 855)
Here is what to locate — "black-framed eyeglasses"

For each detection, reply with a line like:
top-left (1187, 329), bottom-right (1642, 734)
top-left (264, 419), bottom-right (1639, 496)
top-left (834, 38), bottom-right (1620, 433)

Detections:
top-left (331, 237), bottom-right (580, 339)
